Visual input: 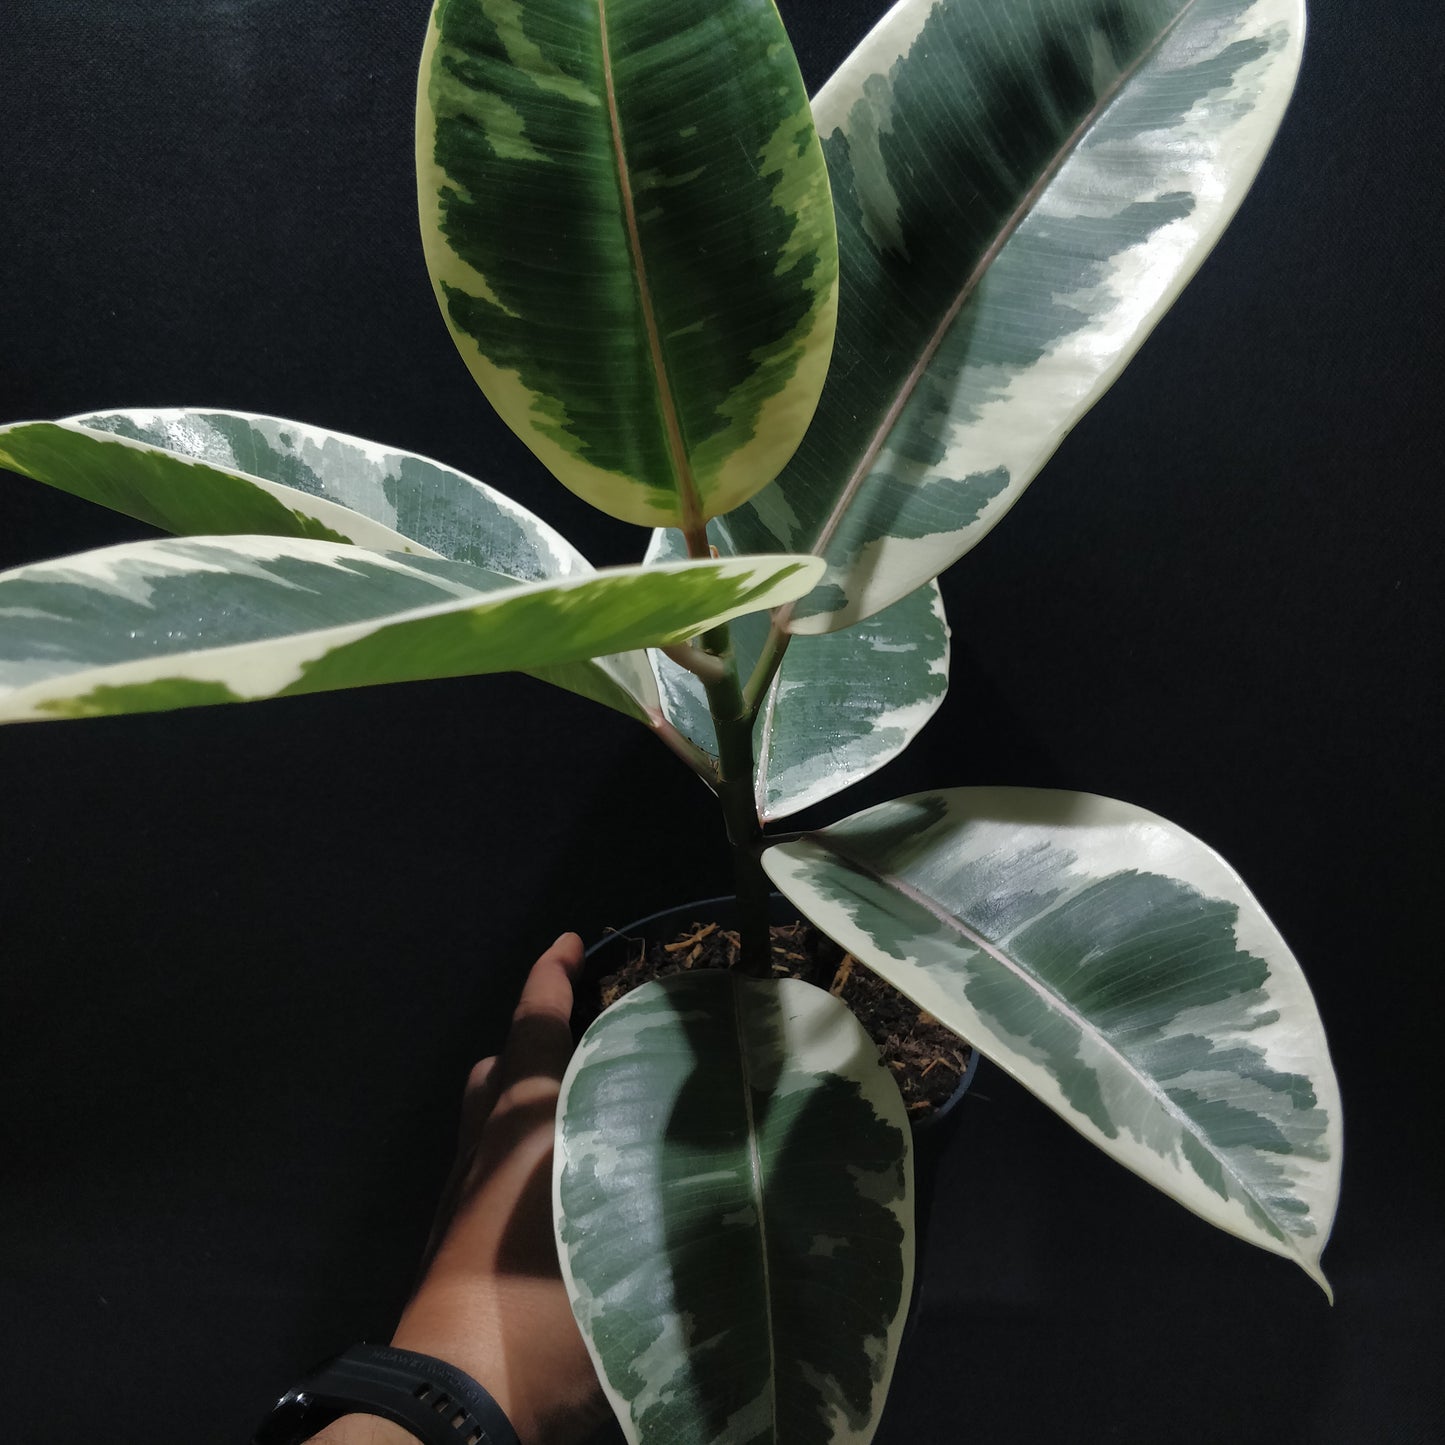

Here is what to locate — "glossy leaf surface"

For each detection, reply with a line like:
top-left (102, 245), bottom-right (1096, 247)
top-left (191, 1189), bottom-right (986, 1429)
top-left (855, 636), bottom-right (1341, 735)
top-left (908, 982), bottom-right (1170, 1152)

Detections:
top-left (1, 416), bottom-right (423, 555)
top-left (765, 787), bottom-right (1341, 1293)
top-left (417, 0), bottom-right (838, 529)
top-left (709, 0), bottom-right (1306, 631)
top-left (0, 410), bottom-right (662, 722)
top-left (647, 526), bottom-right (949, 819)
top-left (555, 971), bottom-right (913, 1444)
top-left (60, 409), bottom-right (591, 577)
top-left (0, 538), bottom-right (822, 724)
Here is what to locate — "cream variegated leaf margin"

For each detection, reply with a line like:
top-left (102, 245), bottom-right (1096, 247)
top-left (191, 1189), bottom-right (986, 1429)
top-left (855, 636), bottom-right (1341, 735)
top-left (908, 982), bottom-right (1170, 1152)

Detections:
top-left (0, 411), bottom-right (661, 723)
top-left (709, 0), bottom-right (1307, 632)
top-left (645, 526), bottom-right (949, 819)
top-left (0, 536), bottom-right (822, 725)
top-left (764, 788), bottom-right (1341, 1294)
top-left (417, 0), bottom-right (838, 530)
top-left (555, 971), bottom-right (913, 1445)
top-left (0, 416), bottom-right (423, 553)
top-left (61, 409), bottom-right (592, 577)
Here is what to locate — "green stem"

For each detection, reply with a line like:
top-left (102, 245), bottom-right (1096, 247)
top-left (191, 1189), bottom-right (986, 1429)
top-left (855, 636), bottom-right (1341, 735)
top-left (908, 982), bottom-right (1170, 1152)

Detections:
top-left (701, 622), bottom-right (772, 977)
top-left (742, 613), bottom-right (793, 724)
top-left (680, 522), bottom-right (771, 975)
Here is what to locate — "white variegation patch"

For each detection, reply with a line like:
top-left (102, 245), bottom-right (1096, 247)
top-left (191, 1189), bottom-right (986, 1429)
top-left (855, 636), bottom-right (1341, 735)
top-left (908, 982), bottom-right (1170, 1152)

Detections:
top-left (812, 0), bottom-right (935, 139)
top-left (744, 483), bottom-right (808, 553)
top-left (589, 648), bottom-right (662, 718)
top-left (764, 785), bottom-right (1341, 1295)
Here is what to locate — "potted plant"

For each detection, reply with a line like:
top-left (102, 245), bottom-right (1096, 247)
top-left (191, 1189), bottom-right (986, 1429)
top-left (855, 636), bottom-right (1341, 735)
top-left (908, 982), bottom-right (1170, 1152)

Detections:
top-left (0, 0), bottom-right (1338, 1441)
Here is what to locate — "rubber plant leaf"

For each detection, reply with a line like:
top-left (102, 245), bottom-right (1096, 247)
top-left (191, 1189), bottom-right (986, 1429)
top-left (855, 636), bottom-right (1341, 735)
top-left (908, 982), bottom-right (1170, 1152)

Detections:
top-left (706, 0), bottom-right (1307, 632)
top-left (764, 787), bottom-right (1341, 1295)
top-left (0, 411), bottom-right (659, 723)
top-left (416, 0), bottom-right (838, 530)
top-left (645, 525), bottom-right (949, 819)
top-left (554, 971), bottom-right (913, 1445)
top-left (0, 537), bottom-right (822, 724)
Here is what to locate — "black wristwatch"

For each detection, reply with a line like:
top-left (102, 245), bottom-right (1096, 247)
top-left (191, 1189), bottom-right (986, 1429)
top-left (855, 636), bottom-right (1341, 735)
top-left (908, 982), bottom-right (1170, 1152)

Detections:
top-left (253, 1343), bottom-right (521, 1445)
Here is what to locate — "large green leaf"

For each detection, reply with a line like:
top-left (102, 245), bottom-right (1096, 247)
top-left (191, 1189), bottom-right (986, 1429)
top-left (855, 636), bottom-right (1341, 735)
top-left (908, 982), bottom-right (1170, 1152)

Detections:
top-left (555, 971), bottom-right (913, 1444)
top-left (764, 788), bottom-right (1341, 1294)
top-left (646, 526), bottom-right (949, 819)
top-left (708, 0), bottom-right (1306, 631)
top-left (0, 410), bottom-right (661, 722)
top-left (0, 537), bottom-right (822, 724)
top-left (417, 0), bottom-right (838, 530)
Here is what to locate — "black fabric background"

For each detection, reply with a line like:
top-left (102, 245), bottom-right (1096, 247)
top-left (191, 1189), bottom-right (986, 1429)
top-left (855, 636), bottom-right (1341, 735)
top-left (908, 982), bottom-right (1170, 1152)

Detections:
top-left (1, 2), bottom-right (1440, 1441)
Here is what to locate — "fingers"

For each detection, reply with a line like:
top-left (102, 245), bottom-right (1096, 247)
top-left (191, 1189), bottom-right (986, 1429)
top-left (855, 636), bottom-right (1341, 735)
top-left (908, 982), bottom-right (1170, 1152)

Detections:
top-left (414, 936), bottom-right (586, 1288)
top-left (458, 1056), bottom-right (500, 1143)
top-left (515, 932), bottom-right (584, 1030)
top-left (455, 933), bottom-right (587, 1133)
top-left (468, 1057), bottom-right (499, 1091)
top-left (457, 933), bottom-right (584, 1132)
top-left (499, 932), bottom-right (584, 1088)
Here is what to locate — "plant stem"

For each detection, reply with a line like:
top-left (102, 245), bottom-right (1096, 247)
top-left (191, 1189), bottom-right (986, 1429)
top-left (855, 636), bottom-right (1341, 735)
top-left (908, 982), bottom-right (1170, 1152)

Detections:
top-left (742, 613), bottom-right (793, 724)
top-left (700, 622), bottom-right (772, 977)
top-left (660, 640), bottom-right (727, 685)
top-left (680, 521), bottom-right (771, 975)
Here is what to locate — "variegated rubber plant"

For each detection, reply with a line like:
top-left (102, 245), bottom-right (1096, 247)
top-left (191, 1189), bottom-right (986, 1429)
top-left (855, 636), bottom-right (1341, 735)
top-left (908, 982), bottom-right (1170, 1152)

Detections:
top-left (0, 0), bottom-right (1337, 1441)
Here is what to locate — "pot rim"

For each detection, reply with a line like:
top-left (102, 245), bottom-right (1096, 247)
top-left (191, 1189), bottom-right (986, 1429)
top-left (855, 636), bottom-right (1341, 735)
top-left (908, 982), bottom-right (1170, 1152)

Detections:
top-left (583, 893), bottom-right (980, 1131)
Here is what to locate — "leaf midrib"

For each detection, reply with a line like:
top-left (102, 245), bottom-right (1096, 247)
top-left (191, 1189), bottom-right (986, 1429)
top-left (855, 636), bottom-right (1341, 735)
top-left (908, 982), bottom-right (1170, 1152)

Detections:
top-left (800, 0), bottom-right (1207, 574)
top-left (730, 976), bottom-right (779, 1442)
top-left (806, 830), bottom-right (1312, 1258)
top-left (596, 0), bottom-right (704, 538)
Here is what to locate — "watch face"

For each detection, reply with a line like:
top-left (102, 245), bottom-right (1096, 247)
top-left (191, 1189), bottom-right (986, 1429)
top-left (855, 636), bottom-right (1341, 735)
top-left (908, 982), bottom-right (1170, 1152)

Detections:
top-left (251, 1389), bottom-right (326, 1445)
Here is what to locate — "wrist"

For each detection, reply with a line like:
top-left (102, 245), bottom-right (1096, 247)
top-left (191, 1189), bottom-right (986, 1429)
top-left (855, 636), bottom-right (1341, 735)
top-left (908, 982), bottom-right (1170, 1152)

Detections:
top-left (387, 1277), bottom-right (600, 1445)
top-left (389, 1289), bottom-right (531, 1440)
top-left (308, 1416), bottom-right (416, 1445)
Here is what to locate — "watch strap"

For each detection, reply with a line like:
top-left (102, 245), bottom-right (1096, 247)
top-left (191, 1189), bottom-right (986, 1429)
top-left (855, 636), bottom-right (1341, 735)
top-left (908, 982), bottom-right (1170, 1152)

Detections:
top-left (253, 1342), bottom-right (521, 1445)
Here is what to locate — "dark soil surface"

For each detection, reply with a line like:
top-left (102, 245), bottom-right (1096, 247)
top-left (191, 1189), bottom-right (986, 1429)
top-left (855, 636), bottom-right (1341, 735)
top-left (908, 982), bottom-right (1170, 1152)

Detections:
top-left (591, 916), bottom-right (972, 1121)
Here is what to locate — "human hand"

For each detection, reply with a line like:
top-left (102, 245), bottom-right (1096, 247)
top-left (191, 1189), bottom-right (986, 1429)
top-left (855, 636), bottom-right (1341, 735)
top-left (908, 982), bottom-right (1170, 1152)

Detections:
top-left (313, 933), bottom-right (609, 1445)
